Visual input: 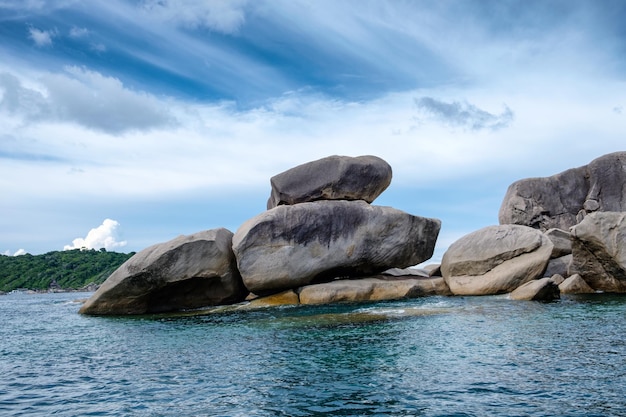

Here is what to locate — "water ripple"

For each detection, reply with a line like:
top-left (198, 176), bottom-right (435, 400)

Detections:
top-left (1, 293), bottom-right (626, 416)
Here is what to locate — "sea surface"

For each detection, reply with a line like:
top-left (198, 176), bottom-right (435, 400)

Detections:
top-left (1, 292), bottom-right (625, 417)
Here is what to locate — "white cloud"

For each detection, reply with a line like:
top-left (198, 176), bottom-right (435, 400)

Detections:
top-left (64, 219), bottom-right (127, 251)
top-left (69, 26), bottom-right (89, 38)
top-left (0, 67), bottom-right (176, 133)
top-left (3, 249), bottom-right (27, 256)
top-left (140, 0), bottom-right (248, 34)
top-left (28, 27), bottom-right (56, 47)
top-left (414, 97), bottom-right (514, 131)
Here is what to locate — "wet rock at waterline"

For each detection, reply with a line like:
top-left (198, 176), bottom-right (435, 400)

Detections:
top-left (298, 276), bottom-right (451, 305)
top-left (509, 277), bottom-right (560, 301)
top-left (233, 200), bottom-right (441, 295)
top-left (559, 274), bottom-right (596, 295)
top-left (267, 155), bottom-right (392, 209)
top-left (441, 225), bottom-right (553, 296)
top-left (79, 229), bottom-right (247, 315)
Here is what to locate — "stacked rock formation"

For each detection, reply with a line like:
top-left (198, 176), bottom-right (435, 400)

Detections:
top-left (80, 151), bottom-right (626, 315)
top-left (80, 155), bottom-right (443, 315)
top-left (496, 151), bottom-right (626, 297)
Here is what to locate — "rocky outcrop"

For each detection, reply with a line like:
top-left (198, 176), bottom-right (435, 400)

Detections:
top-left (298, 276), bottom-right (450, 305)
top-left (499, 152), bottom-right (626, 231)
top-left (543, 254), bottom-right (572, 279)
top-left (545, 228), bottom-right (572, 258)
top-left (441, 225), bottom-right (553, 295)
top-left (509, 277), bottom-right (560, 301)
top-left (79, 229), bottom-right (247, 315)
top-left (267, 155), bottom-right (392, 209)
top-left (559, 274), bottom-right (595, 294)
top-left (570, 212), bottom-right (626, 292)
top-left (233, 200), bottom-right (441, 295)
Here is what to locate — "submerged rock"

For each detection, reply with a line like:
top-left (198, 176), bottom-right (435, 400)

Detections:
top-left (79, 228), bottom-right (247, 315)
top-left (267, 155), bottom-right (392, 209)
top-left (232, 200), bottom-right (441, 295)
top-left (441, 225), bottom-right (553, 295)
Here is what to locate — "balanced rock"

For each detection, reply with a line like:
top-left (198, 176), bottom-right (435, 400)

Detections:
top-left (441, 225), bottom-right (553, 295)
top-left (298, 276), bottom-right (450, 305)
top-left (509, 277), bottom-right (560, 301)
top-left (232, 200), bottom-right (441, 295)
top-left (499, 152), bottom-right (626, 231)
top-left (570, 212), bottom-right (626, 292)
top-left (79, 228), bottom-right (247, 315)
top-left (267, 155), bottom-right (392, 209)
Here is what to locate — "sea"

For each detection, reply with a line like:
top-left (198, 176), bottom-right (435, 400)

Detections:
top-left (1, 291), bottom-right (625, 417)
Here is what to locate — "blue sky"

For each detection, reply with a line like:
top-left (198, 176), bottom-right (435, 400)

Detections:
top-left (1, 0), bottom-right (625, 264)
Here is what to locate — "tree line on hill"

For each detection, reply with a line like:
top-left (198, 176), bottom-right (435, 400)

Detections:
top-left (0, 249), bottom-right (134, 293)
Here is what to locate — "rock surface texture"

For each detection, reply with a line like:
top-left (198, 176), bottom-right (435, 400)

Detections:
top-left (559, 274), bottom-right (596, 294)
top-left (232, 200), bottom-right (441, 295)
top-left (499, 152), bottom-right (626, 231)
top-left (79, 229), bottom-right (247, 315)
top-left (267, 155), bottom-right (392, 209)
top-left (570, 212), bottom-right (626, 292)
top-left (441, 225), bottom-right (553, 295)
top-left (298, 276), bottom-right (450, 305)
top-left (509, 277), bottom-right (560, 301)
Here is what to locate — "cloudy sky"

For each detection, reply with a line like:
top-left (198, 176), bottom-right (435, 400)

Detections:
top-left (1, 0), bottom-right (625, 263)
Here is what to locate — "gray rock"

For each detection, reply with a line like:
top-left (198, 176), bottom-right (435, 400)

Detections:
top-left (550, 274), bottom-right (566, 286)
top-left (382, 267), bottom-right (429, 278)
top-left (267, 155), bottom-right (392, 209)
top-left (232, 200), bottom-right (441, 295)
top-left (499, 152), bottom-right (626, 231)
top-left (559, 273), bottom-right (595, 294)
top-left (298, 276), bottom-right (451, 305)
top-left (570, 212), bottom-right (626, 292)
top-left (441, 225), bottom-right (553, 295)
top-left (422, 263), bottom-right (442, 277)
top-left (545, 228), bottom-right (572, 258)
top-left (544, 254), bottom-right (572, 278)
top-left (509, 277), bottom-right (560, 301)
top-left (79, 228), bottom-right (247, 315)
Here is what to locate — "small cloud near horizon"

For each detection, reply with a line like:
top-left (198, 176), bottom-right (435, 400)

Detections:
top-left (3, 249), bottom-right (27, 256)
top-left (64, 219), bottom-right (128, 251)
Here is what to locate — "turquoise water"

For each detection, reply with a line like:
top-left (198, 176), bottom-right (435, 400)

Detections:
top-left (1, 292), bottom-right (625, 416)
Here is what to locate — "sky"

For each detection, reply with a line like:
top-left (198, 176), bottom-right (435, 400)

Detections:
top-left (1, 0), bottom-right (625, 264)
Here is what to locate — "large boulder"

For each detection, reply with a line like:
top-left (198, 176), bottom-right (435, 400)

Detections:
top-left (79, 229), bottom-right (247, 315)
top-left (570, 212), bottom-right (626, 292)
top-left (232, 200), bottom-right (441, 295)
top-left (298, 276), bottom-right (451, 305)
top-left (559, 274), bottom-right (595, 295)
top-left (267, 155), bottom-right (392, 209)
top-left (441, 225), bottom-right (553, 295)
top-left (499, 152), bottom-right (626, 231)
top-left (509, 277), bottom-right (560, 301)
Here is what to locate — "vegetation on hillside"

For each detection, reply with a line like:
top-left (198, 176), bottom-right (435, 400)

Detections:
top-left (0, 249), bottom-right (134, 292)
